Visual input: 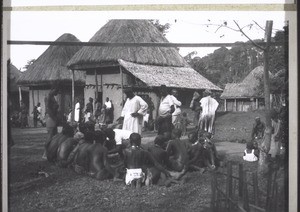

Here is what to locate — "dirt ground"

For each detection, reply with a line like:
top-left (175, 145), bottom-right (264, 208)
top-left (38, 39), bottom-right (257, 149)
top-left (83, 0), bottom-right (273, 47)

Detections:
top-left (7, 111), bottom-right (279, 212)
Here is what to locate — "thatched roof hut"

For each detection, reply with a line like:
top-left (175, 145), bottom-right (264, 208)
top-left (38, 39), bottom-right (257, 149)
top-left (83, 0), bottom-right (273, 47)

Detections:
top-left (220, 66), bottom-right (273, 99)
top-left (118, 59), bottom-right (221, 90)
top-left (18, 33), bottom-right (85, 87)
top-left (67, 20), bottom-right (188, 69)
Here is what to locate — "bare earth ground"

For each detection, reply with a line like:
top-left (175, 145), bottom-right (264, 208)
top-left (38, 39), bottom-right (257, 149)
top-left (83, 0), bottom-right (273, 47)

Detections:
top-left (7, 112), bottom-right (269, 212)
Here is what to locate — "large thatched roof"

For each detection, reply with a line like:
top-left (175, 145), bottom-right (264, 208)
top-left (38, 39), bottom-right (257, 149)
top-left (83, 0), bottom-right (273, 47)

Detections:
top-left (119, 59), bottom-right (222, 91)
top-left (220, 66), bottom-right (274, 99)
top-left (8, 63), bottom-right (28, 92)
top-left (67, 20), bottom-right (188, 69)
top-left (18, 33), bottom-right (85, 86)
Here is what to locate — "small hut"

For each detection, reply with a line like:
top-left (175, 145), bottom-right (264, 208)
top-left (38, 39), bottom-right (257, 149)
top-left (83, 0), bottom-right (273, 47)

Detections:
top-left (17, 33), bottom-right (85, 123)
top-left (8, 61), bottom-right (29, 113)
top-left (220, 66), bottom-right (274, 112)
top-left (67, 20), bottom-right (222, 121)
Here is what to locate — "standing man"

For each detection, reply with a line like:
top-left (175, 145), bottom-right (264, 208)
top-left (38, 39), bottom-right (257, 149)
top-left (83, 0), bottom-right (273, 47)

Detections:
top-left (198, 89), bottom-right (219, 134)
top-left (85, 97), bottom-right (94, 122)
top-left (190, 91), bottom-right (201, 126)
top-left (20, 100), bottom-right (28, 128)
top-left (170, 89), bottom-right (182, 126)
top-left (120, 87), bottom-right (148, 134)
top-left (157, 85), bottom-right (175, 135)
top-left (43, 87), bottom-right (60, 159)
top-left (74, 98), bottom-right (81, 123)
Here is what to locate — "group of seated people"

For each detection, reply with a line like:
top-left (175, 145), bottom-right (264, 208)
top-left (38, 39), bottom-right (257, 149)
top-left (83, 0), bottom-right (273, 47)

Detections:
top-left (45, 122), bottom-right (220, 188)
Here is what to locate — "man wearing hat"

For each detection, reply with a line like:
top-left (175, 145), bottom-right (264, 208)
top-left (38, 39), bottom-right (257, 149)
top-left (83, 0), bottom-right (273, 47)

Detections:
top-left (119, 87), bottom-right (148, 134)
top-left (198, 89), bottom-right (219, 134)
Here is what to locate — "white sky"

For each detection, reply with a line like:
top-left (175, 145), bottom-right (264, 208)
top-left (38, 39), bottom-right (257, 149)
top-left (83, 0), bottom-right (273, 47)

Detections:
top-left (6, 11), bottom-right (287, 71)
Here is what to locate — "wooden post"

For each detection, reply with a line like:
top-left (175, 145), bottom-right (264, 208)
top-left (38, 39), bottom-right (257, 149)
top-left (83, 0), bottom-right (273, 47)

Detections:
top-left (256, 98), bottom-right (258, 109)
top-left (31, 88), bottom-right (35, 110)
top-left (252, 172), bottom-right (259, 205)
top-left (18, 86), bottom-right (22, 108)
top-left (239, 163), bottom-right (244, 198)
top-left (224, 99), bottom-right (227, 111)
top-left (234, 99), bottom-right (237, 112)
top-left (211, 171), bottom-right (217, 211)
top-left (226, 162), bottom-right (233, 211)
top-left (70, 69), bottom-right (75, 122)
top-left (95, 69), bottom-right (99, 114)
top-left (259, 20), bottom-right (273, 169)
top-left (243, 171), bottom-right (249, 212)
top-left (119, 66), bottom-right (124, 106)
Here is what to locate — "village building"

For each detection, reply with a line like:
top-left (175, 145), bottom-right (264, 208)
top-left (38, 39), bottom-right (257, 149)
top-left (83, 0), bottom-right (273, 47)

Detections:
top-left (8, 61), bottom-right (29, 113)
top-left (220, 66), bottom-right (274, 112)
top-left (67, 20), bottom-right (222, 121)
top-left (17, 33), bottom-right (85, 124)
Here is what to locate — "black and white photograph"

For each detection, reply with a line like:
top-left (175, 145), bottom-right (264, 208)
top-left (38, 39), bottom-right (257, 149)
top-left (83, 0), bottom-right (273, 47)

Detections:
top-left (2, 1), bottom-right (298, 212)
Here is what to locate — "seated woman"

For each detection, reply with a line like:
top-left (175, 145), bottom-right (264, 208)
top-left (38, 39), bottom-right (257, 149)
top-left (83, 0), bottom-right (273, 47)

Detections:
top-left (72, 131), bottom-right (116, 180)
top-left (46, 124), bottom-right (74, 163)
top-left (243, 141), bottom-right (259, 162)
top-left (56, 131), bottom-right (84, 168)
top-left (166, 128), bottom-right (189, 172)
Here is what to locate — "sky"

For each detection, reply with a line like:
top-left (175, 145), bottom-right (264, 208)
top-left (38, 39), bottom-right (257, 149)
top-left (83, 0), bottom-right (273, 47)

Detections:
top-left (5, 11), bottom-right (287, 71)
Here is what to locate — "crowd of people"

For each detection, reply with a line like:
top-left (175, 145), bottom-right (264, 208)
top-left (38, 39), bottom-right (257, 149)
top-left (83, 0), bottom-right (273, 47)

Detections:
top-left (41, 85), bottom-right (222, 187)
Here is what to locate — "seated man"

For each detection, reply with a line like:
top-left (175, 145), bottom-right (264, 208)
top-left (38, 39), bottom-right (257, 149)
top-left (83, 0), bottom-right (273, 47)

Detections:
top-left (200, 132), bottom-right (219, 169)
top-left (251, 117), bottom-right (266, 140)
top-left (147, 135), bottom-right (170, 184)
top-left (46, 124), bottom-right (74, 163)
top-left (123, 133), bottom-right (171, 187)
top-left (166, 128), bottom-right (189, 172)
top-left (56, 131), bottom-right (84, 168)
top-left (73, 131), bottom-right (116, 180)
top-left (104, 128), bottom-right (133, 158)
top-left (186, 132), bottom-right (206, 172)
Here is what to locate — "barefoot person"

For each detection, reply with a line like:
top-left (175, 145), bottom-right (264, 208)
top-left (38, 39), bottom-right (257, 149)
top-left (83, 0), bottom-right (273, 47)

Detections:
top-left (123, 133), bottom-right (170, 187)
top-left (166, 128), bottom-right (189, 172)
top-left (43, 87), bottom-right (60, 159)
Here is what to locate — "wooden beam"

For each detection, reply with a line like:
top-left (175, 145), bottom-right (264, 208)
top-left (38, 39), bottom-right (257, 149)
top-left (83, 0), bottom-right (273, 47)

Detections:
top-left (120, 66), bottom-right (124, 106)
top-left (70, 69), bottom-right (75, 122)
top-left (7, 40), bottom-right (286, 48)
top-left (18, 86), bottom-right (22, 108)
top-left (224, 99), bottom-right (227, 111)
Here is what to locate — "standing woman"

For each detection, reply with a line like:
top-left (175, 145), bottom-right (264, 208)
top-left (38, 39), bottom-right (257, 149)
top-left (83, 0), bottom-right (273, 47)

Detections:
top-left (43, 87), bottom-right (60, 159)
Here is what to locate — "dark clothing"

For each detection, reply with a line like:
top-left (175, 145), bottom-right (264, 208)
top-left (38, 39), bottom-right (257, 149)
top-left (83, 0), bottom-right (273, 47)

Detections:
top-left (251, 121), bottom-right (266, 139)
top-left (156, 116), bottom-right (173, 135)
top-left (20, 103), bottom-right (28, 128)
top-left (85, 102), bottom-right (93, 114)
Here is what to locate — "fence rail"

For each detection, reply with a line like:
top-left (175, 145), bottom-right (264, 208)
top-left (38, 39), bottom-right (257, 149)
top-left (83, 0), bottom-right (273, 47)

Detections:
top-left (211, 161), bottom-right (283, 212)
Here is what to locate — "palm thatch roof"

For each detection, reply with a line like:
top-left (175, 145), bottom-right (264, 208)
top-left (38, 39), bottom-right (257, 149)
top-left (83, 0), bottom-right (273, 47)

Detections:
top-left (220, 66), bottom-right (274, 99)
top-left (67, 20), bottom-right (188, 69)
top-left (119, 59), bottom-right (222, 91)
top-left (8, 63), bottom-right (28, 92)
top-left (18, 33), bottom-right (85, 86)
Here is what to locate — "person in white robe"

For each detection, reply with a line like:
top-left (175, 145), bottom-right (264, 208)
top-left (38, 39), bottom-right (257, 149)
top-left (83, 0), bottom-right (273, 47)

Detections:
top-left (120, 88), bottom-right (148, 134)
top-left (170, 89), bottom-right (182, 125)
top-left (198, 89), bottom-right (219, 133)
top-left (74, 98), bottom-right (81, 122)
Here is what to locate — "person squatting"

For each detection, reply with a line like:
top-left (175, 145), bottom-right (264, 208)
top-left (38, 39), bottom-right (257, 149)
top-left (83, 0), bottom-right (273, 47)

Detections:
top-left (45, 121), bottom-right (220, 188)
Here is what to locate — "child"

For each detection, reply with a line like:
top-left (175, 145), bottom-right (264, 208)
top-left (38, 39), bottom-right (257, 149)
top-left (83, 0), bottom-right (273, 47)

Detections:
top-left (180, 112), bottom-right (190, 136)
top-left (243, 141), bottom-right (259, 162)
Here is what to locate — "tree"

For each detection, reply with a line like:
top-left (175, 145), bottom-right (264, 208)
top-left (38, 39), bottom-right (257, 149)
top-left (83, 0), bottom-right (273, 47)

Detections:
top-left (23, 59), bottom-right (35, 71)
top-left (149, 20), bottom-right (170, 36)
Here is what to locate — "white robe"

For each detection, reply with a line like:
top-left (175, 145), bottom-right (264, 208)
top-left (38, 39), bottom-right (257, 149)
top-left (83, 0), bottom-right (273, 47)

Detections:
top-left (74, 102), bottom-right (80, 122)
top-left (199, 96), bottom-right (219, 133)
top-left (121, 96), bottom-right (148, 134)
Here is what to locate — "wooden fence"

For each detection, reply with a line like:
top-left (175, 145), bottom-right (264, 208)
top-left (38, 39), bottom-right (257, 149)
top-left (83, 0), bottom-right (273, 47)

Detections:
top-left (210, 161), bottom-right (285, 212)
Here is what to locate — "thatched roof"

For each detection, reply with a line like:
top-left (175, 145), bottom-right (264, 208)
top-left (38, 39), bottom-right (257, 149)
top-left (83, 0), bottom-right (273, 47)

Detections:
top-left (18, 33), bottom-right (85, 86)
top-left (220, 66), bottom-right (274, 99)
top-left (8, 63), bottom-right (28, 92)
top-left (119, 59), bottom-right (222, 91)
top-left (67, 20), bottom-right (188, 69)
